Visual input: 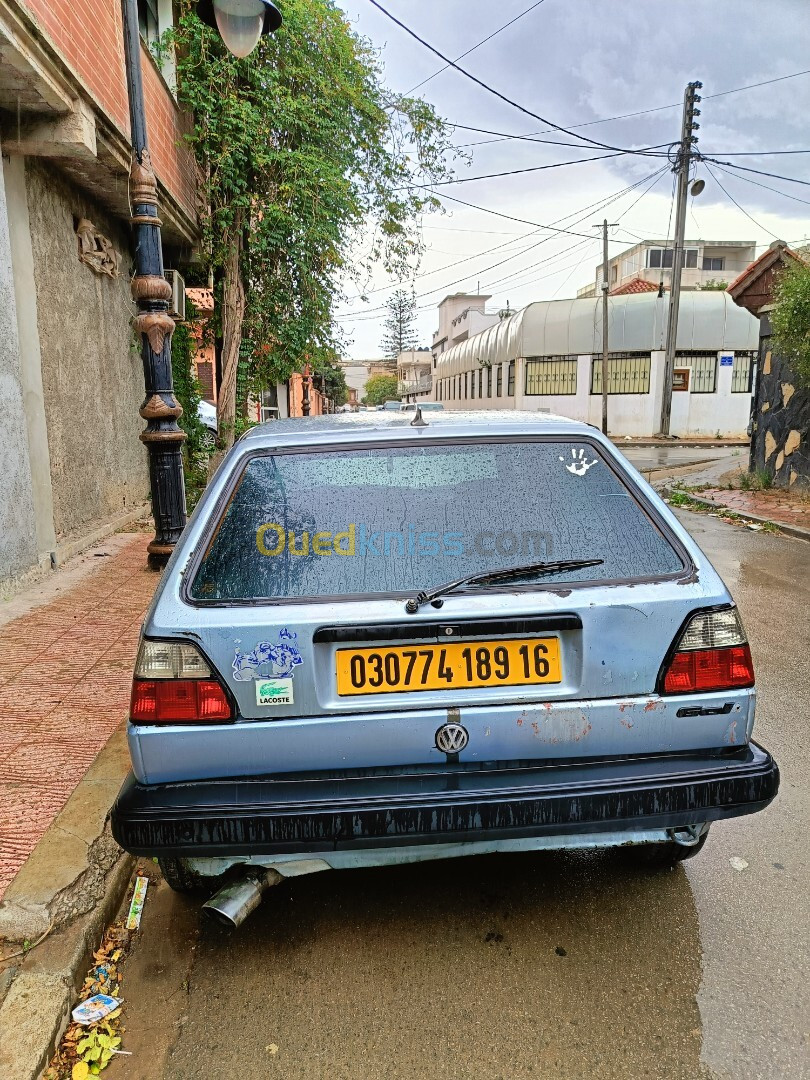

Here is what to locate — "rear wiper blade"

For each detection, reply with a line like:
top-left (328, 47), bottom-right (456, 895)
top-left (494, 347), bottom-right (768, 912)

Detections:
top-left (404, 559), bottom-right (604, 614)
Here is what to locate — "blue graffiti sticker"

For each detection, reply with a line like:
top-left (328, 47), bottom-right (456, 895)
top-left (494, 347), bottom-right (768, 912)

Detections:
top-left (232, 629), bottom-right (303, 684)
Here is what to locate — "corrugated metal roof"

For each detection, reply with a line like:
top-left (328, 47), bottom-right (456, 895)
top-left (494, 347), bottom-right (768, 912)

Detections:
top-left (434, 291), bottom-right (759, 378)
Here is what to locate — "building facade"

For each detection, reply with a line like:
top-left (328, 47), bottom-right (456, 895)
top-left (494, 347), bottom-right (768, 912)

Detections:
top-left (728, 242), bottom-right (809, 488)
top-left (186, 287), bottom-right (216, 404)
top-left (397, 348), bottom-right (432, 401)
top-left (338, 357), bottom-right (397, 406)
top-left (432, 291), bottom-right (759, 438)
top-left (577, 239), bottom-right (758, 298)
top-left (0, 0), bottom-right (198, 593)
top-left (431, 293), bottom-right (502, 362)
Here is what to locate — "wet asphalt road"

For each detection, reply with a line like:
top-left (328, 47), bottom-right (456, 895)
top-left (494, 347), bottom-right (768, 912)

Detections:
top-left (110, 510), bottom-right (809, 1080)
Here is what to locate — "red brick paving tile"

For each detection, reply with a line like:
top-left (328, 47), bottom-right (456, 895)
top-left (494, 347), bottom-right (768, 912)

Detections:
top-left (0, 739), bottom-right (106, 783)
top-left (0, 719), bottom-right (37, 762)
top-left (0, 780), bottom-right (79, 890)
top-left (702, 489), bottom-right (810, 529)
top-left (0, 536), bottom-right (155, 898)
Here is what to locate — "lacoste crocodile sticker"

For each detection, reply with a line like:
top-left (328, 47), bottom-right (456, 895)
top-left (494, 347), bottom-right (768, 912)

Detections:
top-left (256, 678), bottom-right (294, 705)
top-left (232, 629), bottom-right (303, 683)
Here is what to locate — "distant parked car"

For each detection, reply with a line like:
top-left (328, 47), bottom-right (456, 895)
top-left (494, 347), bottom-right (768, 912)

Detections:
top-left (197, 400), bottom-right (217, 452)
top-left (401, 402), bottom-right (444, 412)
top-left (111, 410), bottom-right (778, 930)
top-left (382, 400), bottom-right (402, 411)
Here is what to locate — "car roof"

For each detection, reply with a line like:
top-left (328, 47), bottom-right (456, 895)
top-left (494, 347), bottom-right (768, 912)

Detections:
top-left (238, 410), bottom-right (601, 449)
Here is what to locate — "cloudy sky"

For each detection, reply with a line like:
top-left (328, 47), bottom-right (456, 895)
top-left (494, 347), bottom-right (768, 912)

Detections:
top-left (334, 0), bottom-right (810, 359)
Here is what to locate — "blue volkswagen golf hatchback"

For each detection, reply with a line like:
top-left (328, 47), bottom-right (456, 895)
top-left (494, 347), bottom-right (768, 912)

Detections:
top-left (112, 412), bottom-right (778, 925)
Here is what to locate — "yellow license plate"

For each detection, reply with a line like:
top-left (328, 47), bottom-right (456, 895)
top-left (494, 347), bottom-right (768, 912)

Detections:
top-left (336, 637), bottom-right (562, 696)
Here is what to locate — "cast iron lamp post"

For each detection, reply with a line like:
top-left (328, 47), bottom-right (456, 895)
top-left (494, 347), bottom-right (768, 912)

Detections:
top-left (120, 0), bottom-right (281, 569)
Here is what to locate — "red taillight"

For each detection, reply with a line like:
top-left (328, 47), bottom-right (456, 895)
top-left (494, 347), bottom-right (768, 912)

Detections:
top-left (131, 679), bottom-right (231, 724)
top-left (663, 644), bottom-right (755, 694)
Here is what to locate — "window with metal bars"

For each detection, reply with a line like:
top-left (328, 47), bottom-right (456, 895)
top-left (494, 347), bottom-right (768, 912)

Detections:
top-left (525, 356), bottom-right (578, 396)
top-left (471, 370), bottom-right (476, 399)
top-left (731, 352), bottom-right (754, 393)
top-left (487, 365), bottom-right (492, 397)
top-left (676, 352), bottom-right (717, 394)
top-left (507, 360), bottom-right (515, 396)
top-left (478, 368), bottom-right (484, 397)
top-left (496, 364), bottom-right (503, 397)
top-left (590, 354), bottom-right (651, 395)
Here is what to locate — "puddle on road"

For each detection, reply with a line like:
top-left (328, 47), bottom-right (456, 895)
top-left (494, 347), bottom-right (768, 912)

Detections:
top-left (122, 851), bottom-right (711, 1080)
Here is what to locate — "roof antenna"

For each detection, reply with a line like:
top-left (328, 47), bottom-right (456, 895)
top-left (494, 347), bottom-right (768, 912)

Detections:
top-left (410, 405), bottom-right (427, 427)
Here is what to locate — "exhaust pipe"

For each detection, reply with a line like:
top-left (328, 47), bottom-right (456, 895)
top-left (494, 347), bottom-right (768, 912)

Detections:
top-left (666, 823), bottom-right (708, 848)
top-left (202, 869), bottom-right (283, 929)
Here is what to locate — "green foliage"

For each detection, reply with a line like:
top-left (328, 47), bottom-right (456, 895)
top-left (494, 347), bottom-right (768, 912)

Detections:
top-left (771, 260), bottom-right (810, 388)
top-left (380, 289), bottom-right (418, 360)
top-left (76, 1023), bottom-right (121, 1073)
top-left (315, 355), bottom-right (349, 407)
top-left (170, 298), bottom-right (209, 509)
top-left (363, 374), bottom-right (399, 406)
top-left (172, 1), bottom-right (457, 393)
top-left (170, 299), bottom-right (205, 454)
top-left (741, 468), bottom-right (774, 491)
top-left (697, 279), bottom-right (729, 291)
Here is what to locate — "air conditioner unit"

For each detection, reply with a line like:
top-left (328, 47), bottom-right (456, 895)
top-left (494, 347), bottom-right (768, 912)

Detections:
top-left (164, 269), bottom-right (186, 322)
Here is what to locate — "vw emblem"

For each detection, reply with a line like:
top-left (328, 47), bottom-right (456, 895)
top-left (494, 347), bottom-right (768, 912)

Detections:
top-left (435, 722), bottom-right (469, 754)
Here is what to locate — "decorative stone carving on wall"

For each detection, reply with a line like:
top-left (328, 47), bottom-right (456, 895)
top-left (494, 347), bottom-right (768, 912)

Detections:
top-left (76, 218), bottom-right (120, 277)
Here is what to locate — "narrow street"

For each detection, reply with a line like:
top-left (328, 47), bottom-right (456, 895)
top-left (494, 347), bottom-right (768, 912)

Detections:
top-left (108, 507), bottom-right (809, 1080)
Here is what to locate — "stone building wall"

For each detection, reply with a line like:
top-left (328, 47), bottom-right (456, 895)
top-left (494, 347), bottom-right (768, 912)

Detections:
top-left (24, 158), bottom-right (149, 541)
top-left (751, 315), bottom-right (809, 488)
top-left (0, 148), bottom-right (39, 589)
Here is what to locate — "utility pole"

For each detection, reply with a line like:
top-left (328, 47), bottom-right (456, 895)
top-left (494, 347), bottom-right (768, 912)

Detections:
top-left (659, 80), bottom-right (702, 436)
top-left (594, 219), bottom-right (617, 435)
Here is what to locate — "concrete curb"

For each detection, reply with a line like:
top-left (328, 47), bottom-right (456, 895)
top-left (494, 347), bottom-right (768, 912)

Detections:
top-left (0, 730), bottom-right (132, 942)
top-left (662, 487), bottom-right (810, 542)
top-left (0, 857), bottom-right (134, 1080)
top-left (611, 439), bottom-right (748, 449)
top-left (0, 729), bottom-right (135, 1078)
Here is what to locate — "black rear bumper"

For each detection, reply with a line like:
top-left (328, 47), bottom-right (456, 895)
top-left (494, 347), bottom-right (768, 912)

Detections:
top-left (111, 744), bottom-right (779, 858)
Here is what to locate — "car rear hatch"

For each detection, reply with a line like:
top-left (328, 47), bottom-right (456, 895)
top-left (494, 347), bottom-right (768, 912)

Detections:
top-left (132, 432), bottom-right (749, 783)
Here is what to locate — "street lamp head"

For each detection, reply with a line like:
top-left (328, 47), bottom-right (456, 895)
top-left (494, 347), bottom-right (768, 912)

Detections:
top-left (197, 0), bottom-right (282, 58)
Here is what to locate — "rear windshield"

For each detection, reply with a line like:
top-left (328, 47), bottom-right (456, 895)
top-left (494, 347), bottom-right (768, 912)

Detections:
top-left (191, 439), bottom-right (684, 601)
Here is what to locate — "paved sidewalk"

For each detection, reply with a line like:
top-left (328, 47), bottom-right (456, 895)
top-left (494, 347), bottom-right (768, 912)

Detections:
top-left (0, 535), bottom-right (155, 899)
top-left (700, 487), bottom-right (810, 533)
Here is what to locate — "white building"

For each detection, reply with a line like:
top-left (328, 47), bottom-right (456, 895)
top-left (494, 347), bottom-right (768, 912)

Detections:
top-left (338, 358), bottom-right (397, 406)
top-left (398, 348), bottom-right (433, 401)
top-left (431, 293), bottom-right (503, 363)
top-left (577, 239), bottom-right (758, 298)
top-left (432, 291), bottom-right (759, 438)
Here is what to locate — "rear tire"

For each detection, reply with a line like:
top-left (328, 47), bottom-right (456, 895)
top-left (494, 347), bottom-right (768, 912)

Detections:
top-left (158, 857), bottom-right (224, 895)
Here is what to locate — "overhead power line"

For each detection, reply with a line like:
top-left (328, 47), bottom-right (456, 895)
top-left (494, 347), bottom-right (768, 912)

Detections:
top-left (338, 169), bottom-right (668, 319)
top-left (368, 0), bottom-right (669, 158)
top-left (340, 170), bottom-right (665, 310)
top-left (432, 190), bottom-right (659, 242)
top-left (703, 158), bottom-right (810, 189)
top-left (405, 148), bottom-right (667, 189)
top-left (705, 162), bottom-right (810, 208)
top-left (451, 122), bottom-right (810, 159)
top-left (404, 0), bottom-right (547, 95)
top-left (443, 69), bottom-right (810, 149)
top-left (703, 163), bottom-right (783, 240)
